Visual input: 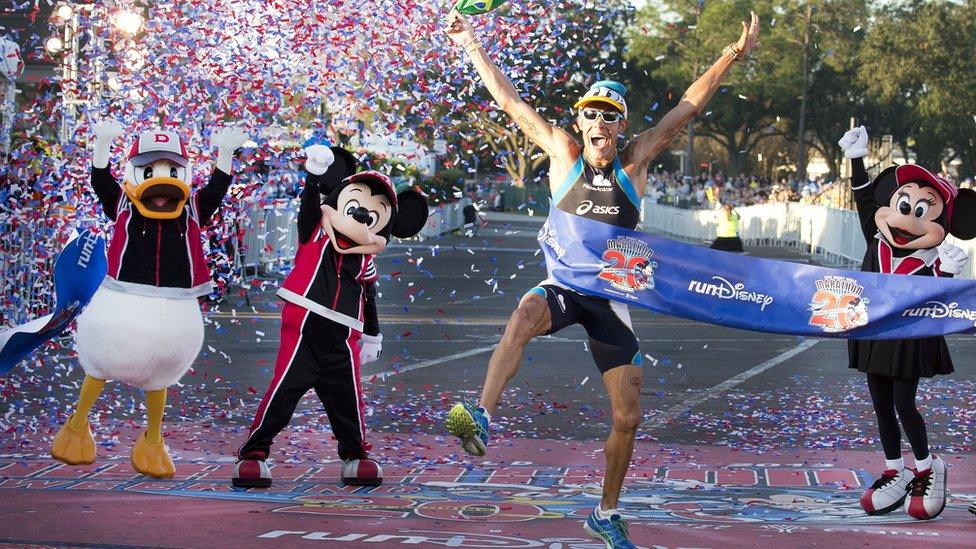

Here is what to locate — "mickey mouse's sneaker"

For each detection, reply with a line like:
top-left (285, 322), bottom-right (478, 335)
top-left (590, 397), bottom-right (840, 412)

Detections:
top-left (859, 467), bottom-right (913, 515)
top-left (341, 457), bottom-right (383, 486)
top-left (232, 450), bottom-right (271, 488)
top-left (905, 456), bottom-right (947, 520)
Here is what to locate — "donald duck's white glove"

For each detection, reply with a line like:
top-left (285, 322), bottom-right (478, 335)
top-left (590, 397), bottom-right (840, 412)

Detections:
top-left (838, 125), bottom-right (869, 159)
top-left (213, 127), bottom-right (250, 175)
top-left (92, 119), bottom-right (125, 169)
top-left (359, 333), bottom-right (382, 364)
top-left (937, 241), bottom-right (969, 275)
top-left (304, 144), bottom-right (335, 176)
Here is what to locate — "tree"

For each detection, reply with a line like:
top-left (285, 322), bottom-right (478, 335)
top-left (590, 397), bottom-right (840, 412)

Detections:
top-left (858, 0), bottom-right (976, 173)
top-left (628, 1), bottom-right (794, 176)
top-left (781, 0), bottom-right (868, 179)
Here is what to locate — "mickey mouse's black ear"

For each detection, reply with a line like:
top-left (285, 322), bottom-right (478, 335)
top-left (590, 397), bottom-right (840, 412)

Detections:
top-left (950, 188), bottom-right (976, 240)
top-left (872, 166), bottom-right (899, 207)
top-left (321, 147), bottom-right (358, 192)
top-left (391, 190), bottom-right (429, 239)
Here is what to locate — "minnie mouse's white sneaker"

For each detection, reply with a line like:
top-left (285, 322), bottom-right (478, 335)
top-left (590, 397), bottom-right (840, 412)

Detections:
top-left (905, 455), bottom-right (947, 520)
top-left (860, 467), bottom-right (913, 515)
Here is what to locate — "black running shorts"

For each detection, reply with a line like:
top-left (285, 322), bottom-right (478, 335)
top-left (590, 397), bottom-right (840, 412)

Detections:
top-left (528, 283), bottom-right (641, 373)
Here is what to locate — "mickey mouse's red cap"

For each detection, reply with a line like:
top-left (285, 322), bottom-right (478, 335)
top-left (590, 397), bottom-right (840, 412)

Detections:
top-left (127, 130), bottom-right (189, 167)
top-left (895, 164), bottom-right (958, 222)
top-left (344, 170), bottom-right (397, 206)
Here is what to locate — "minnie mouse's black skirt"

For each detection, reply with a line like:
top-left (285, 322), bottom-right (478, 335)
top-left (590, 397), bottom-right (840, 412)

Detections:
top-left (848, 337), bottom-right (954, 380)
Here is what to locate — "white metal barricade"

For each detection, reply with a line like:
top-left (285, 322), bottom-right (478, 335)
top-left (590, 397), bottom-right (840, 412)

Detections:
top-left (641, 199), bottom-right (976, 277)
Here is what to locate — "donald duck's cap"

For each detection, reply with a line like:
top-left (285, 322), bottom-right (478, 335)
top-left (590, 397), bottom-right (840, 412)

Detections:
top-left (128, 130), bottom-right (189, 167)
top-left (574, 80), bottom-right (628, 118)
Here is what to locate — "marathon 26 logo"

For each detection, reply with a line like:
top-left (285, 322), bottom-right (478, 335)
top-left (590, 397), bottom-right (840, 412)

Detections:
top-left (597, 236), bottom-right (656, 293)
top-left (808, 276), bottom-right (869, 333)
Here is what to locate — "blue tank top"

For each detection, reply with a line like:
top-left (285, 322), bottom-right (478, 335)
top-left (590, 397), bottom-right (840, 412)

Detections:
top-left (552, 156), bottom-right (641, 229)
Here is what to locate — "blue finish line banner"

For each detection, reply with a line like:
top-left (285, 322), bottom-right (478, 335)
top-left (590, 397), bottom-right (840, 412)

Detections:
top-left (539, 205), bottom-right (976, 340)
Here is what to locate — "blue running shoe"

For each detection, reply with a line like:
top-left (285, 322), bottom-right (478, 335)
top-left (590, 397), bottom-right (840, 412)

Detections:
top-left (446, 402), bottom-right (489, 457)
top-left (584, 508), bottom-right (636, 548)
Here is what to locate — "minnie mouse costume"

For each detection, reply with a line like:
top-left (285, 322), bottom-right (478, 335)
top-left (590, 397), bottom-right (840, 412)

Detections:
top-left (840, 125), bottom-right (976, 520)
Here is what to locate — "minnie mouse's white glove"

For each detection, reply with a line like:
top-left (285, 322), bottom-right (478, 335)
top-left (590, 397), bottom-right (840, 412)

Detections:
top-left (304, 144), bottom-right (335, 176)
top-left (359, 333), bottom-right (382, 364)
top-left (937, 241), bottom-right (969, 275)
top-left (838, 125), bottom-right (869, 159)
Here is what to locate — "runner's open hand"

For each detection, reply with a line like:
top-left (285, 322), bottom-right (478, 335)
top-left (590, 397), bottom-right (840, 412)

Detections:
top-left (734, 11), bottom-right (761, 56)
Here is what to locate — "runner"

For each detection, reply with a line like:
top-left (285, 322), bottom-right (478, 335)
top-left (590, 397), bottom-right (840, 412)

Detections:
top-left (443, 9), bottom-right (760, 547)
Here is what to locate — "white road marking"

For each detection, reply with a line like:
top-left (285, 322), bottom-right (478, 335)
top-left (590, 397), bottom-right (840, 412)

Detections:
top-left (368, 346), bottom-right (497, 382)
top-left (640, 339), bottom-right (821, 429)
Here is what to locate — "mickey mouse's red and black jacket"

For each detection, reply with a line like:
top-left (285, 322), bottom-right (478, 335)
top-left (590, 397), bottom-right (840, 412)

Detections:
top-left (276, 173), bottom-right (380, 335)
top-left (91, 166), bottom-right (230, 298)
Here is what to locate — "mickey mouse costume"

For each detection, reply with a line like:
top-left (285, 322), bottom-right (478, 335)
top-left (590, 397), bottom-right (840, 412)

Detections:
top-left (232, 140), bottom-right (428, 488)
top-left (840, 126), bottom-right (976, 520)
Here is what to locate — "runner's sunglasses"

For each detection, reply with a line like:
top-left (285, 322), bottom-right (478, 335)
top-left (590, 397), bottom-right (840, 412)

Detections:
top-left (580, 108), bottom-right (623, 123)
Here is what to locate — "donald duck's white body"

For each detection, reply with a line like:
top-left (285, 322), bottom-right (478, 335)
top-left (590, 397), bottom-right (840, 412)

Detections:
top-left (76, 288), bottom-right (203, 390)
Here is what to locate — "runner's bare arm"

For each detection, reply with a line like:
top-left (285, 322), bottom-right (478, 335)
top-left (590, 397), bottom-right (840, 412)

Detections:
top-left (445, 11), bottom-right (577, 161)
top-left (625, 11), bottom-right (760, 168)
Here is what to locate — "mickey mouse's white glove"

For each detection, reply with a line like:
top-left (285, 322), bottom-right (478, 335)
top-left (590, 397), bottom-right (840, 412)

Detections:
top-left (92, 119), bottom-right (125, 169)
top-left (937, 241), bottom-right (969, 275)
top-left (359, 333), bottom-right (382, 364)
top-left (213, 126), bottom-right (250, 175)
top-left (838, 125), bottom-right (869, 159)
top-left (304, 144), bottom-right (334, 176)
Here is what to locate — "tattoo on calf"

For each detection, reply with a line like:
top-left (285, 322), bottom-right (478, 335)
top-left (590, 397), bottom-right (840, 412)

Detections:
top-left (629, 376), bottom-right (641, 387)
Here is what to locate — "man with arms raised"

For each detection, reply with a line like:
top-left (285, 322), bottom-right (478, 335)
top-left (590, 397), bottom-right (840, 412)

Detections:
top-left (444, 10), bottom-right (759, 547)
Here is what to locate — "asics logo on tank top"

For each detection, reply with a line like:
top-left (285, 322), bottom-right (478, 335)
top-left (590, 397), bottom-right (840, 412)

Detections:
top-left (554, 156), bottom-right (641, 230)
top-left (576, 200), bottom-right (619, 216)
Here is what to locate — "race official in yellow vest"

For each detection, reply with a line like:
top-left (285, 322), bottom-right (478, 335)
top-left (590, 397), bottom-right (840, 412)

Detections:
top-left (711, 203), bottom-right (745, 252)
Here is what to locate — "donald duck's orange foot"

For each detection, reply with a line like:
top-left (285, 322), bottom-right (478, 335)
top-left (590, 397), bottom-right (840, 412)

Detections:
top-left (51, 415), bottom-right (96, 465)
top-left (131, 431), bottom-right (176, 478)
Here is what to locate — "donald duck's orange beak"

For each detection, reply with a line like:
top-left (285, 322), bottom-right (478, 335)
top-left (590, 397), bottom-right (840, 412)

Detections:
top-left (123, 177), bottom-right (190, 220)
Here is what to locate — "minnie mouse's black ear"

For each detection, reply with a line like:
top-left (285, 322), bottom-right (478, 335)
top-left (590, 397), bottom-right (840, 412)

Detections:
top-left (872, 166), bottom-right (899, 207)
top-left (321, 147), bottom-right (358, 193)
top-left (950, 187), bottom-right (976, 240)
top-left (391, 190), bottom-right (429, 239)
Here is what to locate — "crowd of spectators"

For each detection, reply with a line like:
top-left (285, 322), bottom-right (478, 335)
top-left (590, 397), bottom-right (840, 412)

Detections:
top-left (645, 169), bottom-right (976, 211)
